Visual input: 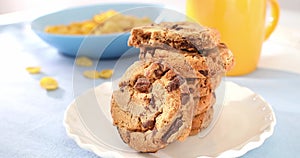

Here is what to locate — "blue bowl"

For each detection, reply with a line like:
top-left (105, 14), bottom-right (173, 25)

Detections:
top-left (31, 3), bottom-right (164, 59)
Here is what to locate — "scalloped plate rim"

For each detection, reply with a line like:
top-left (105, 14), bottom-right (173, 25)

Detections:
top-left (63, 81), bottom-right (276, 158)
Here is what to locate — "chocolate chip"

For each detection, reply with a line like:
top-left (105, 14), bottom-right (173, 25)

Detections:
top-left (149, 95), bottom-right (156, 109)
top-left (189, 88), bottom-right (194, 93)
top-left (154, 69), bottom-right (163, 78)
top-left (171, 24), bottom-right (183, 30)
top-left (204, 78), bottom-right (208, 85)
top-left (165, 75), bottom-right (185, 92)
top-left (199, 70), bottom-right (209, 76)
top-left (142, 120), bottom-right (155, 129)
top-left (166, 78), bottom-right (180, 92)
top-left (154, 62), bottom-right (168, 79)
top-left (197, 49), bottom-right (204, 54)
top-left (175, 27), bottom-right (183, 30)
top-left (181, 93), bottom-right (190, 105)
top-left (171, 24), bottom-right (178, 29)
top-left (141, 33), bottom-right (151, 40)
top-left (134, 77), bottom-right (151, 93)
top-left (179, 41), bottom-right (198, 52)
top-left (161, 116), bottom-right (183, 143)
top-left (186, 78), bottom-right (196, 84)
top-left (173, 75), bottom-right (185, 85)
top-left (179, 41), bottom-right (190, 48)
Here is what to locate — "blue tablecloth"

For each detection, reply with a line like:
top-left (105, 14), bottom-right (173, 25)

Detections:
top-left (0, 22), bottom-right (299, 158)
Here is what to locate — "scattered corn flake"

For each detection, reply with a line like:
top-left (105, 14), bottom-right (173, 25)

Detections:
top-left (40, 77), bottom-right (59, 90)
top-left (75, 56), bottom-right (93, 67)
top-left (83, 70), bottom-right (100, 79)
top-left (98, 69), bottom-right (113, 79)
top-left (26, 66), bottom-right (41, 74)
top-left (83, 69), bottom-right (113, 79)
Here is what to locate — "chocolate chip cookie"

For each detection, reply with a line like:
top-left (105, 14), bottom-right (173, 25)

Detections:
top-left (128, 21), bottom-right (220, 52)
top-left (190, 106), bottom-right (214, 136)
top-left (111, 61), bottom-right (195, 152)
top-left (139, 43), bottom-right (234, 78)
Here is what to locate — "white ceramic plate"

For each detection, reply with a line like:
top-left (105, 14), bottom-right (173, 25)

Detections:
top-left (63, 81), bottom-right (276, 158)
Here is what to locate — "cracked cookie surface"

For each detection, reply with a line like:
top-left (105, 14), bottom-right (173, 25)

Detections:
top-left (139, 43), bottom-right (234, 78)
top-left (128, 21), bottom-right (220, 52)
top-left (111, 61), bottom-right (194, 152)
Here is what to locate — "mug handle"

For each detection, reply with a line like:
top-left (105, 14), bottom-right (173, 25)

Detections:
top-left (265, 0), bottom-right (280, 40)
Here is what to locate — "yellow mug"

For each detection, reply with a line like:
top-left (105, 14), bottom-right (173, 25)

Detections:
top-left (186, 0), bottom-right (280, 76)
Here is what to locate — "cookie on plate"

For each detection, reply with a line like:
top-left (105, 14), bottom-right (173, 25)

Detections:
top-left (128, 21), bottom-right (220, 52)
top-left (139, 43), bottom-right (234, 78)
top-left (111, 60), bottom-right (195, 152)
top-left (190, 106), bottom-right (214, 136)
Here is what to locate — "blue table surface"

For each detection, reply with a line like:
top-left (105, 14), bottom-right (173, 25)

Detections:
top-left (0, 23), bottom-right (299, 158)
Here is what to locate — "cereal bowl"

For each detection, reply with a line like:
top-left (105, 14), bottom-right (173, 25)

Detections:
top-left (31, 3), bottom-right (164, 59)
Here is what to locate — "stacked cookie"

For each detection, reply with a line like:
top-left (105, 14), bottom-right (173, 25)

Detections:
top-left (111, 22), bottom-right (234, 152)
top-left (111, 61), bottom-right (195, 152)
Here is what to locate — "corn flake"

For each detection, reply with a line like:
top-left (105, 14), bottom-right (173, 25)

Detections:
top-left (44, 10), bottom-right (152, 35)
top-left (40, 77), bottom-right (59, 90)
top-left (98, 69), bottom-right (113, 79)
top-left (83, 70), bottom-right (100, 79)
top-left (83, 69), bottom-right (113, 79)
top-left (93, 10), bottom-right (117, 24)
top-left (26, 66), bottom-right (41, 74)
top-left (75, 56), bottom-right (93, 67)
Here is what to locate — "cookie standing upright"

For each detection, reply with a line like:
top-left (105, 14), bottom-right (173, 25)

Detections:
top-left (111, 61), bottom-right (195, 152)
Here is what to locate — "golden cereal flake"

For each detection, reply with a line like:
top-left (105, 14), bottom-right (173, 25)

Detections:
top-left (83, 70), bottom-right (100, 79)
top-left (44, 10), bottom-right (152, 35)
top-left (98, 69), bottom-right (113, 79)
top-left (75, 56), bottom-right (93, 67)
top-left (26, 66), bottom-right (41, 74)
top-left (93, 10), bottom-right (117, 24)
top-left (40, 77), bottom-right (58, 90)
